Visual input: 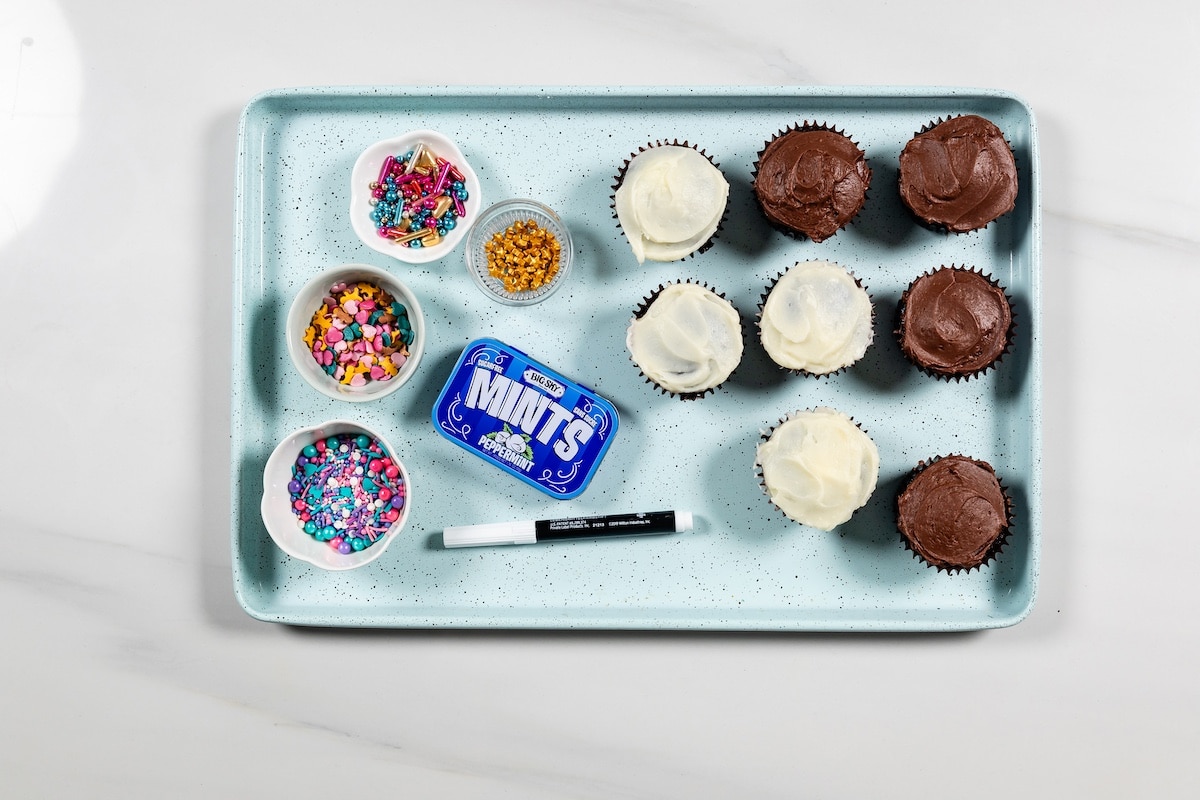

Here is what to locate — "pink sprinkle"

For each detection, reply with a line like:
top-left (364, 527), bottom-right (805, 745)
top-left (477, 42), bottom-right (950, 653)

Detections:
top-left (324, 328), bottom-right (343, 344)
top-left (370, 366), bottom-right (386, 380)
top-left (349, 374), bottom-right (367, 387)
top-left (343, 300), bottom-right (358, 315)
top-left (391, 352), bottom-right (407, 367)
top-left (355, 310), bottom-right (370, 324)
top-left (432, 161), bottom-right (452, 194)
top-left (454, 197), bottom-right (465, 217)
top-left (377, 155), bottom-right (395, 185)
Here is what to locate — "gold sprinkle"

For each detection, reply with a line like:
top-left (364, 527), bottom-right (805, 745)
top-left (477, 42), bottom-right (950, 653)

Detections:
top-left (483, 219), bottom-right (562, 293)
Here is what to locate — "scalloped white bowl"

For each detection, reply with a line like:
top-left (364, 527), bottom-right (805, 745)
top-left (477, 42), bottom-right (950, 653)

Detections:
top-left (261, 419), bottom-right (412, 571)
top-left (349, 129), bottom-right (483, 264)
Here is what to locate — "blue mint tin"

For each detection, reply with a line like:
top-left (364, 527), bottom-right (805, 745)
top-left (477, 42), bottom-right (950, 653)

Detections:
top-left (431, 338), bottom-right (619, 499)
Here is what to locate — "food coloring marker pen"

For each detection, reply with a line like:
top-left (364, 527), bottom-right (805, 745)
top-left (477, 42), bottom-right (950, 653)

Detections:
top-left (443, 510), bottom-right (693, 548)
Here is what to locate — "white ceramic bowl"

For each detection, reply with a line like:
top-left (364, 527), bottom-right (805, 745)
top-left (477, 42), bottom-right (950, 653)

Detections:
top-left (465, 198), bottom-right (574, 305)
top-left (261, 420), bottom-right (412, 571)
top-left (349, 130), bottom-right (483, 265)
top-left (286, 263), bottom-right (425, 402)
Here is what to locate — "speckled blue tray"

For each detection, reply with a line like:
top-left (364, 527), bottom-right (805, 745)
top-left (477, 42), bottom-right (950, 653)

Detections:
top-left (231, 86), bottom-right (1041, 630)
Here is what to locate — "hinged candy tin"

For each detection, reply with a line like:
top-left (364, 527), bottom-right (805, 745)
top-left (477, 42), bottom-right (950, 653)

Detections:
top-left (431, 338), bottom-right (619, 499)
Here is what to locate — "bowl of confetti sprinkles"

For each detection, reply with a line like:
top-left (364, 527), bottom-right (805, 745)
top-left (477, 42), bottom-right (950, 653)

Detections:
top-left (286, 264), bottom-right (425, 402)
top-left (465, 198), bottom-right (574, 305)
top-left (350, 130), bottom-right (483, 265)
top-left (261, 420), bottom-right (412, 571)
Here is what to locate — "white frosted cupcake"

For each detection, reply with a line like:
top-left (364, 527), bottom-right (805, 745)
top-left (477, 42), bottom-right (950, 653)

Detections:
top-left (626, 281), bottom-right (743, 400)
top-left (755, 408), bottom-right (880, 531)
top-left (613, 142), bottom-right (729, 264)
top-left (758, 260), bottom-right (873, 376)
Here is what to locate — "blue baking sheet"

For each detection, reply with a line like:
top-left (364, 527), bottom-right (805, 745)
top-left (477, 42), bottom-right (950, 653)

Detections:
top-left (231, 86), bottom-right (1041, 630)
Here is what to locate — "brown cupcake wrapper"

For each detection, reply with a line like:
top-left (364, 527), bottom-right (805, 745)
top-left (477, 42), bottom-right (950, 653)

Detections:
top-left (750, 121), bottom-right (871, 243)
top-left (755, 260), bottom-right (874, 379)
top-left (894, 265), bottom-right (1016, 382)
top-left (754, 408), bottom-right (874, 522)
top-left (899, 115), bottom-right (1018, 235)
top-left (628, 278), bottom-right (740, 401)
top-left (895, 454), bottom-right (1015, 573)
top-left (610, 140), bottom-right (728, 260)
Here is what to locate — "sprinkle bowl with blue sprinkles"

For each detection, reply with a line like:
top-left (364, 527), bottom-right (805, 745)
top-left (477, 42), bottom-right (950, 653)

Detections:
top-left (350, 129), bottom-right (483, 265)
top-left (261, 419), bottom-right (412, 571)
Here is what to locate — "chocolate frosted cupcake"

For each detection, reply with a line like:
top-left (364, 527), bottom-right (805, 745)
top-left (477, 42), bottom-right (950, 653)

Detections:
top-left (626, 280), bottom-right (743, 400)
top-left (612, 141), bottom-right (729, 264)
top-left (898, 115), bottom-right (1018, 233)
top-left (896, 455), bottom-right (1013, 572)
top-left (758, 260), bottom-right (874, 377)
top-left (897, 266), bottom-right (1014, 380)
top-left (755, 408), bottom-right (880, 531)
top-left (752, 122), bottom-right (871, 243)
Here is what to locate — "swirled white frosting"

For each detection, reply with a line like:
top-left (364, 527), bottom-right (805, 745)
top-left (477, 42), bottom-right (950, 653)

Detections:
top-left (614, 145), bottom-right (729, 264)
top-left (626, 283), bottom-right (743, 395)
top-left (755, 408), bottom-right (879, 531)
top-left (759, 260), bottom-right (873, 374)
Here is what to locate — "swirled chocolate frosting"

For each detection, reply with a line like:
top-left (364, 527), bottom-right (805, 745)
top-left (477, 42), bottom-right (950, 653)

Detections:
top-left (898, 115), bottom-right (1017, 233)
top-left (897, 456), bottom-right (1009, 570)
top-left (898, 268), bottom-right (1012, 377)
top-left (753, 128), bottom-right (870, 242)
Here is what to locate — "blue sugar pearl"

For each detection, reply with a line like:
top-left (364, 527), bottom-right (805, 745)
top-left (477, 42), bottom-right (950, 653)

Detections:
top-left (326, 437), bottom-right (339, 449)
top-left (451, 180), bottom-right (464, 191)
top-left (437, 227), bottom-right (447, 237)
top-left (455, 189), bottom-right (468, 200)
top-left (321, 526), bottom-right (336, 541)
top-left (303, 445), bottom-right (318, 458)
top-left (410, 238), bottom-right (422, 248)
top-left (443, 218), bottom-right (456, 230)
top-left (385, 190), bottom-right (398, 202)
top-left (303, 521), bottom-right (317, 534)
top-left (355, 435), bottom-right (370, 449)
top-left (352, 538), bottom-right (366, 551)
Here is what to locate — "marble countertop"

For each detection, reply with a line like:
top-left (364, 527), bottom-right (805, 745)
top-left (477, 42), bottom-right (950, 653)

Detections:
top-left (2, 1), bottom-right (1197, 797)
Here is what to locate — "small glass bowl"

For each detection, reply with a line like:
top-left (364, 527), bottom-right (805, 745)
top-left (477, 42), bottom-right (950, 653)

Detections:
top-left (349, 130), bottom-right (483, 265)
top-left (286, 263), bottom-right (425, 402)
top-left (465, 199), bottom-right (574, 306)
top-left (261, 420), bottom-right (411, 571)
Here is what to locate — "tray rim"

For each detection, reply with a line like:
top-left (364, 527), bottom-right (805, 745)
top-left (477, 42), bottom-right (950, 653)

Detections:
top-left (231, 84), bottom-right (1042, 632)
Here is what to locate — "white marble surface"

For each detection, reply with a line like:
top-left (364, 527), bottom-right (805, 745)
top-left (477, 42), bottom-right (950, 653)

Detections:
top-left (2, 0), bottom-right (1198, 796)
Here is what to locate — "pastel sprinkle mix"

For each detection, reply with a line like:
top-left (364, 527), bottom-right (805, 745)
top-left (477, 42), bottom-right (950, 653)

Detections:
top-left (368, 142), bottom-right (470, 249)
top-left (301, 280), bottom-right (415, 386)
top-left (287, 433), bottom-right (407, 554)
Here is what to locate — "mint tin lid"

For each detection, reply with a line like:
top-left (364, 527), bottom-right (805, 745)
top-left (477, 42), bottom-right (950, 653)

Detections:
top-left (431, 338), bottom-right (620, 499)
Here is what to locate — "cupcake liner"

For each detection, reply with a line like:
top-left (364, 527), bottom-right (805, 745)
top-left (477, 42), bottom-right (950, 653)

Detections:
top-left (898, 115), bottom-right (1018, 235)
top-left (754, 408), bottom-right (877, 527)
top-left (750, 121), bottom-right (871, 243)
top-left (627, 278), bottom-right (741, 401)
top-left (895, 265), bottom-right (1016, 382)
top-left (755, 259), bottom-right (874, 379)
top-left (895, 454), bottom-right (1014, 573)
top-left (610, 139), bottom-right (729, 260)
